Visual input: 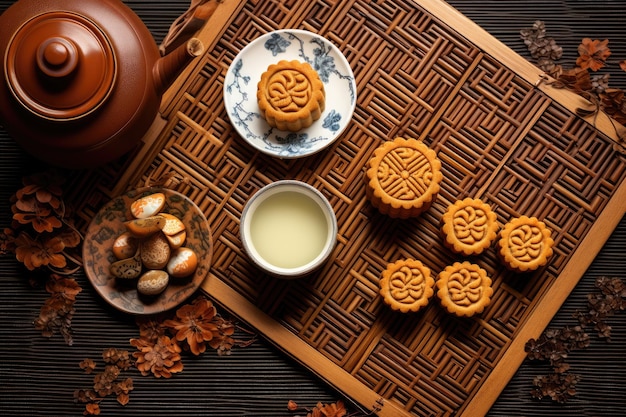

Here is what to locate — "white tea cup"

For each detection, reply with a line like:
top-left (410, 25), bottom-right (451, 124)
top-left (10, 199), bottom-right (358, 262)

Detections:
top-left (240, 180), bottom-right (338, 278)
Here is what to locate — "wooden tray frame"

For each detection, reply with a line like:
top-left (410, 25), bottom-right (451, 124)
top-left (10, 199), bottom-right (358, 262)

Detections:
top-left (87, 1), bottom-right (626, 416)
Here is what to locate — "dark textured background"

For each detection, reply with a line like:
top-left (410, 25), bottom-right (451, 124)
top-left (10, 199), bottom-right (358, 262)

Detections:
top-left (0, 1), bottom-right (624, 416)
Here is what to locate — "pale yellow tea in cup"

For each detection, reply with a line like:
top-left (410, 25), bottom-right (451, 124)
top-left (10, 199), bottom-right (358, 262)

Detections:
top-left (249, 190), bottom-right (328, 269)
top-left (240, 180), bottom-right (337, 278)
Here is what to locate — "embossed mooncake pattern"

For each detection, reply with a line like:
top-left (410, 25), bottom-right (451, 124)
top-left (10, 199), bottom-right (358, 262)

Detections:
top-left (498, 216), bottom-right (554, 272)
top-left (379, 259), bottom-right (435, 313)
top-left (365, 137), bottom-right (443, 219)
top-left (441, 198), bottom-right (498, 256)
top-left (257, 59), bottom-right (325, 132)
top-left (436, 261), bottom-right (493, 317)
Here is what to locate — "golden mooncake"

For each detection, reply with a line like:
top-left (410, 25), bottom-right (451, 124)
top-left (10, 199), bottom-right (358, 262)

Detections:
top-left (365, 137), bottom-right (443, 219)
top-left (379, 259), bottom-right (435, 313)
top-left (497, 216), bottom-right (554, 272)
top-left (436, 261), bottom-right (493, 317)
top-left (257, 60), bottom-right (325, 132)
top-left (441, 198), bottom-right (498, 256)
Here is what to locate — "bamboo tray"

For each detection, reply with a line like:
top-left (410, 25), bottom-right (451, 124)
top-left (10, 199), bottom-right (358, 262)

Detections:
top-left (69, 0), bottom-right (626, 416)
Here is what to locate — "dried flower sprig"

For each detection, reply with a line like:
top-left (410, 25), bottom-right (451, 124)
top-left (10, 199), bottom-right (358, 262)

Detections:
top-left (3, 171), bottom-right (83, 274)
top-left (163, 296), bottom-right (222, 355)
top-left (520, 21), bottom-right (563, 77)
top-left (521, 21), bottom-right (626, 153)
top-left (287, 398), bottom-right (383, 417)
top-left (130, 296), bottom-right (256, 378)
top-left (524, 325), bottom-right (588, 402)
top-left (130, 335), bottom-right (184, 378)
top-left (574, 276), bottom-right (626, 340)
top-left (288, 400), bottom-right (348, 417)
top-left (1, 171), bottom-right (84, 344)
top-left (32, 273), bottom-right (82, 345)
top-left (525, 277), bottom-right (625, 402)
top-left (74, 348), bottom-right (134, 416)
top-left (530, 373), bottom-right (581, 404)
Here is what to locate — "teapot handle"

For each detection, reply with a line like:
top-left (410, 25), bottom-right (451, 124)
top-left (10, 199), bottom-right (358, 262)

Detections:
top-left (159, 0), bottom-right (220, 56)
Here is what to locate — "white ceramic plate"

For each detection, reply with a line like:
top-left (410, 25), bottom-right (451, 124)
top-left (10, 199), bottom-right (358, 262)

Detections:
top-left (223, 29), bottom-right (357, 158)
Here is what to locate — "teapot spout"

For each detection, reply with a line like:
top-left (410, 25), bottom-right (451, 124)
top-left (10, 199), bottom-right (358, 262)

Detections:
top-left (153, 38), bottom-right (204, 95)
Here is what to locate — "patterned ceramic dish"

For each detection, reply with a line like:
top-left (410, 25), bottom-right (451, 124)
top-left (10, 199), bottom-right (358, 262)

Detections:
top-left (83, 187), bottom-right (212, 315)
top-left (223, 29), bottom-right (357, 158)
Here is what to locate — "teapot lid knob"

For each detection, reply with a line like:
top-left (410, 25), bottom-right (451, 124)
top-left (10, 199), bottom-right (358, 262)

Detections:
top-left (5, 11), bottom-right (117, 121)
top-left (37, 37), bottom-right (79, 78)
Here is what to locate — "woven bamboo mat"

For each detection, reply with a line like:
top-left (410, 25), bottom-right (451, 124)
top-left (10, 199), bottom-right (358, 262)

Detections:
top-left (1, 1), bottom-right (625, 416)
top-left (58, 0), bottom-right (626, 416)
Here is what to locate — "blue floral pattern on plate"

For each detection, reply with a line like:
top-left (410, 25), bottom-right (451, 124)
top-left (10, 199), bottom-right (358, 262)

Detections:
top-left (223, 29), bottom-right (357, 158)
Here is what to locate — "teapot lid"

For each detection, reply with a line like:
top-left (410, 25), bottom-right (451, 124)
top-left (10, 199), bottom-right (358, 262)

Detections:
top-left (4, 11), bottom-right (116, 121)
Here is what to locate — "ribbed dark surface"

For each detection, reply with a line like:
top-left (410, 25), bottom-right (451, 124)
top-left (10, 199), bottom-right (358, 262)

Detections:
top-left (0, 1), bottom-right (624, 416)
top-left (448, 0), bottom-right (626, 91)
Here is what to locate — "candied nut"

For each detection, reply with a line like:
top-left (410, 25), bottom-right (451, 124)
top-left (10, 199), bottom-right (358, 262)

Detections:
top-left (160, 213), bottom-right (186, 236)
top-left (110, 250), bottom-right (142, 279)
top-left (165, 230), bottom-right (187, 249)
top-left (140, 232), bottom-right (171, 270)
top-left (125, 215), bottom-right (166, 238)
top-left (137, 270), bottom-right (169, 296)
top-left (167, 247), bottom-right (198, 278)
top-left (131, 193), bottom-right (166, 219)
top-left (112, 232), bottom-right (140, 260)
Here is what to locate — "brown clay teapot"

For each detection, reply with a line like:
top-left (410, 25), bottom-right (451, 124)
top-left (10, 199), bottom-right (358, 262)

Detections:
top-left (0, 0), bottom-right (205, 168)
